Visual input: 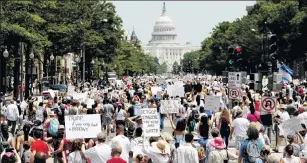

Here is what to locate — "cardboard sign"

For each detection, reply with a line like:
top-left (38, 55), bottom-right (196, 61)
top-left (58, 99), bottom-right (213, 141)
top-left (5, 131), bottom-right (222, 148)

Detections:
top-left (160, 100), bottom-right (181, 114)
top-left (86, 98), bottom-right (95, 109)
top-left (279, 117), bottom-right (304, 137)
top-left (139, 108), bottom-right (160, 137)
top-left (204, 96), bottom-right (220, 111)
top-left (65, 114), bottom-right (102, 139)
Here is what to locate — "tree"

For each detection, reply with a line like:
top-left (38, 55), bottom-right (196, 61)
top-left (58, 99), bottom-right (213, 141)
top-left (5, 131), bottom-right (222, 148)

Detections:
top-left (172, 61), bottom-right (179, 74)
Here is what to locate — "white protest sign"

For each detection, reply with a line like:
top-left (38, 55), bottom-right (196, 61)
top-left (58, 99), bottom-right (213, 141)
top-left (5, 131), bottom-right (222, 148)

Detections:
top-left (160, 100), bottom-right (181, 114)
top-left (134, 103), bottom-right (149, 116)
top-left (138, 108), bottom-right (160, 137)
top-left (157, 91), bottom-right (163, 98)
top-left (72, 93), bottom-right (87, 102)
top-left (279, 117), bottom-right (304, 137)
top-left (167, 85), bottom-right (185, 97)
top-left (65, 114), bottom-right (101, 139)
top-left (151, 87), bottom-right (162, 95)
top-left (86, 98), bottom-right (95, 108)
top-left (204, 96), bottom-right (221, 111)
top-left (68, 85), bottom-right (75, 96)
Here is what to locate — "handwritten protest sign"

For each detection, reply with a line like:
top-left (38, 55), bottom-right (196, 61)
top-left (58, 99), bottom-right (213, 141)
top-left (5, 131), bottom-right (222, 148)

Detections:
top-left (204, 96), bottom-right (221, 111)
top-left (160, 100), bottom-right (181, 114)
top-left (85, 98), bottom-right (95, 109)
top-left (279, 117), bottom-right (304, 137)
top-left (65, 114), bottom-right (101, 139)
top-left (138, 108), bottom-right (160, 137)
top-left (134, 103), bottom-right (149, 116)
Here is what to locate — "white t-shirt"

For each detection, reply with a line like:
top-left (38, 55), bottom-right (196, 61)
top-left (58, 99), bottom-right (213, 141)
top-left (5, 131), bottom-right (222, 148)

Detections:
top-left (116, 109), bottom-right (126, 121)
top-left (109, 135), bottom-right (131, 162)
top-left (84, 143), bottom-right (112, 163)
top-left (231, 117), bottom-right (250, 137)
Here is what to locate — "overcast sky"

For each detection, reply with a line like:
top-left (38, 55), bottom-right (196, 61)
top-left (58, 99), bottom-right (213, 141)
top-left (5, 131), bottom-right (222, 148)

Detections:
top-left (112, 1), bottom-right (256, 46)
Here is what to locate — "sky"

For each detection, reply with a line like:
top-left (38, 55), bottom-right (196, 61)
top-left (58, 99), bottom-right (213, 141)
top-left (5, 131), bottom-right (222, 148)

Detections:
top-left (112, 1), bottom-right (256, 46)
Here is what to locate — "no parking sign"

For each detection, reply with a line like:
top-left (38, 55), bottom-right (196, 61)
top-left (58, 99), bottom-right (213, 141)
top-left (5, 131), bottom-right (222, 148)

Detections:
top-left (261, 97), bottom-right (277, 113)
top-left (229, 88), bottom-right (240, 99)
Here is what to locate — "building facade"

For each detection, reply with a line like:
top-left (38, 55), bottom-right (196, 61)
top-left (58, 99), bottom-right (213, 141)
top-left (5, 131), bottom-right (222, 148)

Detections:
top-left (142, 2), bottom-right (200, 72)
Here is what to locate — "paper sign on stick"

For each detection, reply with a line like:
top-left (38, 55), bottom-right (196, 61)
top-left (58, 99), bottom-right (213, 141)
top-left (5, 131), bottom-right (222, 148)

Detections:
top-left (204, 96), bottom-right (220, 111)
top-left (279, 117), bottom-right (304, 137)
top-left (65, 114), bottom-right (101, 139)
top-left (139, 108), bottom-right (160, 137)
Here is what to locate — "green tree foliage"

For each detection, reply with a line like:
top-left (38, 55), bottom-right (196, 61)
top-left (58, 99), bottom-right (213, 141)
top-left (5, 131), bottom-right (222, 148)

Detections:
top-left (182, 50), bottom-right (202, 71)
top-left (112, 40), bottom-right (162, 76)
top-left (198, 0), bottom-right (307, 74)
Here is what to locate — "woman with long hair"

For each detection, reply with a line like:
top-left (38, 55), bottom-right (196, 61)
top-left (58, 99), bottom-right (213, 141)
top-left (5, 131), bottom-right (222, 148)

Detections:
top-left (196, 115), bottom-right (211, 147)
top-left (168, 113), bottom-right (186, 144)
top-left (218, 109), bottom-right (231, 148)
top-left (115, 104), bottom-right (127, 128)
top-left (247, 103), bottom-right (261, 123)
top-left (67, 139), bottom-right (87, 163)
top-left (24, 102), bottom-right (36, 122)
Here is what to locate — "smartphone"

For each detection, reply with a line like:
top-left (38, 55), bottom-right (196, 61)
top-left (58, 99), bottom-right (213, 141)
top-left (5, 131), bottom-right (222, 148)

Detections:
top-left (5, 148), bottom-right (14, 153)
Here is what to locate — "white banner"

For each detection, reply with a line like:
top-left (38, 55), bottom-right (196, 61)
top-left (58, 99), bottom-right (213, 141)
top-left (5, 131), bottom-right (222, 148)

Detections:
top-left (160, 100), bottom-right (181, 114)
top-left (204, 96), bottom-right (220, 111)
top-left (65, 114), bottom-right (102, 139)
top-left (138, 108), bottom-right (160, 137)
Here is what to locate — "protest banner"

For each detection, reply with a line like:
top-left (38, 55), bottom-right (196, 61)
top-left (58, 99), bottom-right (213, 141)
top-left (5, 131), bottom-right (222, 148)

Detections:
top-left (139, 108), bottom-right (160, 137)
top-left (160, 100), bottom-right (181, 114)
top-left (204, 95), bottom-right (221, 111)
top-left (134, 103), bottom-right (149, 115)
top-left (151, 87), bottom-right (162, 95)
top-left (68, 85), bottom-right (75, 96)
top-left (65, 114), bottom-right (101, 139)
top-left (279, 117), bottom-right (304, 137)
top-left (72, 92), bottom-right (87, 102)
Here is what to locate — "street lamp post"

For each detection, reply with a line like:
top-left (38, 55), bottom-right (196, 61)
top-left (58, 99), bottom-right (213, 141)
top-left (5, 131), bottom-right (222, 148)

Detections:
top-left (50, 54), bottom-right (55, 84)
top-left (3, 49), bottom-right (9, 94)
top-left (29, 52), bottom-right (34, 96)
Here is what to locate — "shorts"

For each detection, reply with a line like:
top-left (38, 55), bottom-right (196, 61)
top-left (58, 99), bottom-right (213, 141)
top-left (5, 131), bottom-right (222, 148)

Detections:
top-left (103, 117), bottom-right (112, 125)
top-left (235, 136), bottom-right (245, 150)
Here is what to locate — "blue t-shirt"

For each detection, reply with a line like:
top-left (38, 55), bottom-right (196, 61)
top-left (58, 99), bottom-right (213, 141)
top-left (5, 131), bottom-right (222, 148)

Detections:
top-left (240, 139), bottom-right (263, 163)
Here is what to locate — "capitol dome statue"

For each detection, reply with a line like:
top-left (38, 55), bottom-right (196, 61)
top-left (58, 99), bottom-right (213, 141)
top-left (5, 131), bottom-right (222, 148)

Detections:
top-left (148, 2), bottom-right (179, 46)
top-left (142, 2), bottom-right (200, 72)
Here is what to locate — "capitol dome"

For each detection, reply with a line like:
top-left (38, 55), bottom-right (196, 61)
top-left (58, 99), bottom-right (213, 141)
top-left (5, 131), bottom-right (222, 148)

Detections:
top-left (148, 2), bottom-right (179, 46)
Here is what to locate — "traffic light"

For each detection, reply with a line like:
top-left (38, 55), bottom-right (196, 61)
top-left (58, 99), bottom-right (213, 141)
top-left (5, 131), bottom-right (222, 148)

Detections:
top-left (235, 46), bottom-right (243, 65)
top-left (227, 46), bottom-right (235, 66)
top-left (268, 34), bottom-right (277, 61)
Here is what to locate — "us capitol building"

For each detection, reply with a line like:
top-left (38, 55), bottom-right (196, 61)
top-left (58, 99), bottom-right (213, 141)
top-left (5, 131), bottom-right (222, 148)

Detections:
top-left (140, 2), bottom-right (200, 72)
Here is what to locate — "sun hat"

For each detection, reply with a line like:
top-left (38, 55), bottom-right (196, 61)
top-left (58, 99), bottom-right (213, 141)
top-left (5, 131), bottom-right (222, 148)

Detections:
top-left (209, 137), bottom-right (226, 149)
top-left (160, 132), bottom-right (174, 142)
top-left (151, 140), bottom-right (170, 154)
top-left (250, 122), bottom-right (261, 131)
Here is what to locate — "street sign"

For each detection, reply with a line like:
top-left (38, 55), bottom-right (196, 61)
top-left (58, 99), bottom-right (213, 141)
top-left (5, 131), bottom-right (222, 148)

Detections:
top-left (261, 97), bottom-right (277, 113)
top-left (228, 72), bottom-right (242, 88)
top-left (229, 88), bottom-right (240, 99)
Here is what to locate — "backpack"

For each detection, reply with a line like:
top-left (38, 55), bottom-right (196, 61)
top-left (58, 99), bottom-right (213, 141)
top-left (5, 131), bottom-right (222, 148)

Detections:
top-left (187, 120), bottom-right (196, 133)
top-left (245, 140), bottom-right (261, 163)
top-left (48, 119), bottom-right (59, 136)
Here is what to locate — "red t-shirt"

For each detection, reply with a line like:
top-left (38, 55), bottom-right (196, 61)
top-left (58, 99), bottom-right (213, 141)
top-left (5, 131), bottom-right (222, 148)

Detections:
top-left (107, 157), bottom-right (127, 163)
top-left (31, 140), bottom-right (50, 154)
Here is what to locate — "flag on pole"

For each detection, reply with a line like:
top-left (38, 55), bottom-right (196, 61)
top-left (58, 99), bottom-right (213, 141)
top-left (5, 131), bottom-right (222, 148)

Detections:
top-left (278, 63), bottom-right (293, 83)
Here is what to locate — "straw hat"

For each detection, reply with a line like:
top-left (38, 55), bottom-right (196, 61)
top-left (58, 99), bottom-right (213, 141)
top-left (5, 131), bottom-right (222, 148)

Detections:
top-left (250, 122), bottom-right (261, 131)
top-left (151, 140), bottom-right (170, 154)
